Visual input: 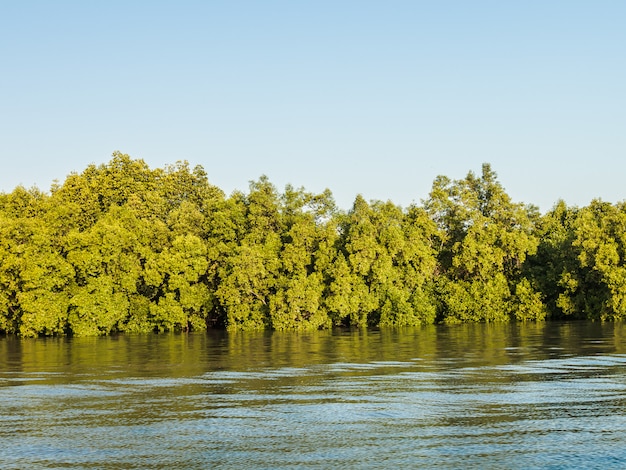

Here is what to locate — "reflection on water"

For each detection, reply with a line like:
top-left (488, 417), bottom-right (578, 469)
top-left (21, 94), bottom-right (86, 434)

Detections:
top-left (1, 322), bottom-right (626, 468)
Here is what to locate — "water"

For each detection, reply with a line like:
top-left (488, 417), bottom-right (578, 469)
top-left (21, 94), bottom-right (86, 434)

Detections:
top-left (2, 322), bottom-right (626, 469)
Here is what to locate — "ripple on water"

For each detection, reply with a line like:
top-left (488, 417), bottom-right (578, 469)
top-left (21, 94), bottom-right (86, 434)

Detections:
top-left (2, 327), bottom-right (626, 469)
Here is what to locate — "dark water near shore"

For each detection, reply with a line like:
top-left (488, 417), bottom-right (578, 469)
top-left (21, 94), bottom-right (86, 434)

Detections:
top-left (1, 322), bottom-right (626, 469)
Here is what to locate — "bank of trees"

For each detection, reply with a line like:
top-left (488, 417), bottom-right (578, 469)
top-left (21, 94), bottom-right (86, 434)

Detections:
top-left (1, 153), bottom-right (624, 336)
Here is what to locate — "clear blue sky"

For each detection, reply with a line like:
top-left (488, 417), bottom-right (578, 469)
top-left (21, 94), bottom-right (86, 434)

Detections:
top-left (1, 1), bottom-right (624, 212)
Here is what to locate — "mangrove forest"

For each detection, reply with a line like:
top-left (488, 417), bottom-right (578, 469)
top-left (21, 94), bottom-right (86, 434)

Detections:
top-left (1, 152), bottom-right (625, 336)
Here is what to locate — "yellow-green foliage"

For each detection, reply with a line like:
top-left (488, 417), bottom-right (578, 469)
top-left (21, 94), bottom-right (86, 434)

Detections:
top-left (0, 156), bottom-right (619, 336)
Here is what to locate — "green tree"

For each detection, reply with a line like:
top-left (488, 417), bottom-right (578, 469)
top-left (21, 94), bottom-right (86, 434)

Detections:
top-left (144, 234), bottom-right (212, 331)
top-left (526, 200), bottom-right (581, 318)
top-left (0, 187), bottom-right (73, 336)
top-left (268, 186), bottom-right (336, 330)
top-left (332, 196), bottom-right (438, 327)
top-left (378, 204), bottom-right (438, 326)
top-left (215, 178), bottom-right (282, 331)
top-left (426, 164), bottom-right (545, 323)
top-left (567, 200), bottom-right (626, 320)
top-left (65, 206), bottom-right (152, 335)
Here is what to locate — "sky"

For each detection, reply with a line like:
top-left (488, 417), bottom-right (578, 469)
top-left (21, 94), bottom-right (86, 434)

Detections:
top-left (1, 1), bottom-right (625, 212)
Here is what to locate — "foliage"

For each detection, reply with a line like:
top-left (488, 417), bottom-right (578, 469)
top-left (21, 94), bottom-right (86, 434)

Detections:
top-left (0, 155), bottom-right (620, 336)
top-left (425, 164), bottom-right (545, 323)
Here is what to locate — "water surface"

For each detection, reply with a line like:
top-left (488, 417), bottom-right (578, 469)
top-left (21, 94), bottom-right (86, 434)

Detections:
top-left (2, 322), bottom-right (626, 468)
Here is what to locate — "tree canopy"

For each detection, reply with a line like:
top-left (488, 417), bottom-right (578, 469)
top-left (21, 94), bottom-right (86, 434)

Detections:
top-left (0, 154), bottom-right (622, 336)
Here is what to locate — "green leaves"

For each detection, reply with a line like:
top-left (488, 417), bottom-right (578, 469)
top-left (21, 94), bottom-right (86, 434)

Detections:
top-left (426, 164), bottom-right (543, 323)
top-left (332, 197), bottom-right (439, 327)
top-left (569, 200), bottom-right (626, 320)
top-left (2, 156), bottom-right (623, 336)
top-left (145, 234), bottom-right (212, 332)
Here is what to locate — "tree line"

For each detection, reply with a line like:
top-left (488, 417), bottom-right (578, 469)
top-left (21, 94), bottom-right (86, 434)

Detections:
top-left (1, 153), bottom-right (624, 336)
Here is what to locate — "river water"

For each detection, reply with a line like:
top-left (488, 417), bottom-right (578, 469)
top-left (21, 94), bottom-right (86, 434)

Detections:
top-left (1, 322), bottom-right (626, 469)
